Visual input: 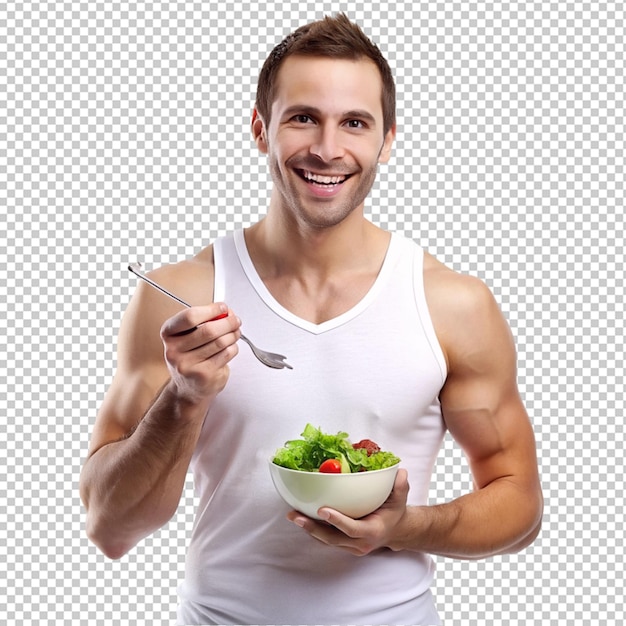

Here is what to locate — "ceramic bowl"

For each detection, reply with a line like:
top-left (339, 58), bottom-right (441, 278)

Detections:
top-left (269, 460), bottom-right (400, 520)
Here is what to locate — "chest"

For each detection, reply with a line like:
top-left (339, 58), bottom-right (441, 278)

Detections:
top-left (261, 272), bottom-right (380, 325)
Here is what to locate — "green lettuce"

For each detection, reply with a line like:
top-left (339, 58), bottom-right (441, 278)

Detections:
top-left (272, 423), bottom-right (400, 473)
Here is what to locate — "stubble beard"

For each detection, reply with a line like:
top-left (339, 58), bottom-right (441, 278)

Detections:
top-left (268, 156), bottom-right (379, 231)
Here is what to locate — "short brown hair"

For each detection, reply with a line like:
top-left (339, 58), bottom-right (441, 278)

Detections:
top-left (255, 13), bottom-right (396, 135)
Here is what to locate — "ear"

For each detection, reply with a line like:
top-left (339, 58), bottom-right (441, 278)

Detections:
top-left (378, 124), bottom-right (397, 164)
top-left (251, 109), bottom-right (269, 154)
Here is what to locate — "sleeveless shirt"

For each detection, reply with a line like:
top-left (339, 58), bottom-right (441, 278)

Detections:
top-left (177, 229), bottom-right (448, 625)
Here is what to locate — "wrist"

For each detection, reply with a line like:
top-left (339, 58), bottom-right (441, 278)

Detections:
top-left (162, 379), bottom-right (215, 423)
top-left (387, 505), bottom-right (429, 552)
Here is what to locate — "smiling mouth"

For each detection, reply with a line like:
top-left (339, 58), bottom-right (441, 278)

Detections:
top-left (297, 169), bottom-right (351, 186)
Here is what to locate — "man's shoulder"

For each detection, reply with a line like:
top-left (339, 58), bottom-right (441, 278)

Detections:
top-left (422, 251), bottom-right (504, 356)
top-left (423, 252), bottom-right (493, 308)
top-left (144, 244), bottom-right (215, 306)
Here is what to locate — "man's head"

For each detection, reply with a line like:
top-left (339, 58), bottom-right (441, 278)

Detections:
top-left (255, 13), bottom-right (396, 136)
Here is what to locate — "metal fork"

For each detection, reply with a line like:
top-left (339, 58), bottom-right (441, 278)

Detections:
top-left (128, 262), bottom-right (293, 370)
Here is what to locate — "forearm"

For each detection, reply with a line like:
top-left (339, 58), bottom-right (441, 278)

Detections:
top-left (80, 383), bottom-right (210, 558)
top-left (391, 478), bottom-right (543, 559)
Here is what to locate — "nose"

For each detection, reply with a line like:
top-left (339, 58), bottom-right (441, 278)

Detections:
top-left (309, 125), bottom-right (345, 162)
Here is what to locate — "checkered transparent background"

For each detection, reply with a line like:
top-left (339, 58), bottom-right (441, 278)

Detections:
top-left (1, 1), bottom-right (624, 624)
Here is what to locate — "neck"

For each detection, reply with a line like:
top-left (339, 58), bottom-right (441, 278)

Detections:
top-left (246, 207), bottom-right (389, 280)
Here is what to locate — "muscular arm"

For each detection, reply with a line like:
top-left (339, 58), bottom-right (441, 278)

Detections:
top-left (79, 257), bottom-right (240, 559)
top-left (289, 266), bottom-right (543, 559)
top-left (389, 272), bottom-right (543, 558)
top-left (80, 381), bottom-right (210, 559)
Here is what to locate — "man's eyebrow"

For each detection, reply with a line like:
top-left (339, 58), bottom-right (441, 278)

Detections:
top-left (281, 105), bottom-right (321, 118)
top-left (344, 110), bottom-right (377, 125)
top-left (281, 105), bottom-right (377, 125)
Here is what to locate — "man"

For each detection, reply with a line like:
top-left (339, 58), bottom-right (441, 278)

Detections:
top-left (80, 14), bottom-right (542, 625)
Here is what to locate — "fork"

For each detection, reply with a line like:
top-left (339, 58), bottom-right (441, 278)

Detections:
top-left (128, 262), bottom-right (293, 370)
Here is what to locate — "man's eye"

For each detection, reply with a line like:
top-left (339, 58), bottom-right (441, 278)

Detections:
top-left (293, 115), bottom-right (313, 124)
top-left (346, 120), bottom-right (365, 129)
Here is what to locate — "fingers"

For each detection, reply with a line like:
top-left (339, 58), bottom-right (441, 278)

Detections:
top-left (287, 512), bottom-right (375, 556)
top-left (287, 469), bottom-right (411, 556)
top-left (160, 303), bottom-right (233, 339)
top-left (160, 303), bottom-right (242, 402)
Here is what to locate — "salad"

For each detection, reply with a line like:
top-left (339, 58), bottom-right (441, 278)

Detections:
top-left (272, 423), bottom-right (400, 473)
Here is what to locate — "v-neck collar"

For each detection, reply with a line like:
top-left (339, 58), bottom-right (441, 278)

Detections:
top-left (233, 229), bottom-right (402, 335)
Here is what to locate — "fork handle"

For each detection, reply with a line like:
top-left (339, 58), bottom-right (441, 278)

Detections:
top-left (128, 264), bottom-right (192, 308)
top-left (129, 264), bottom-right (231, 336)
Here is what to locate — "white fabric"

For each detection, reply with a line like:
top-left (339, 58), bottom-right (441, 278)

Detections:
top-left (177, 229), bottom-right (447, 625)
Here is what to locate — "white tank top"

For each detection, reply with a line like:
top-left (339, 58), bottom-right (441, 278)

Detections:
top-left (177, 229), bottom-right (448, 625)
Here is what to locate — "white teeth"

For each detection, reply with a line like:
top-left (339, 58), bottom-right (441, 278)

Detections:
top-left (302, 170), bottom-right (347, 185)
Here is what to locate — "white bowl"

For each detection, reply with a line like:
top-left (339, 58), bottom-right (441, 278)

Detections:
top-left (269, 460), bottom-right (400, 520)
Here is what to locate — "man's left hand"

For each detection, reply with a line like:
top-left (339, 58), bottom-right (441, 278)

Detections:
top-left (287, 468), bottom-right (410, 556)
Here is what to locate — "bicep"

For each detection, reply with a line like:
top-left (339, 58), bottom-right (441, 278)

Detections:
top-left (443, 386), bottom-right (538, 492)
top-left (437, 278), bottom-right (539, 490)
top-left (86, 282), bottom-right (174, 458)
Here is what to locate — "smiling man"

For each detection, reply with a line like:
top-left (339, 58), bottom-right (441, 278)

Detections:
top-left (252, 54), bottom-right (395, 233)
top-left (80, 14), bottom-right (542, 625)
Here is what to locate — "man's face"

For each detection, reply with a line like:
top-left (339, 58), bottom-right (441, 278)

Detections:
top-left (253, 55), bottom-right (396, 230)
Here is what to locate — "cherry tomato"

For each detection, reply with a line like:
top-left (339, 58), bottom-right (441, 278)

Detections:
top-left (319, 459), bottom-right (342, 473)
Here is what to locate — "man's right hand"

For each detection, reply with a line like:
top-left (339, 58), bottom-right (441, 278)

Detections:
top-left (160, 303), bottom-right (241, 405)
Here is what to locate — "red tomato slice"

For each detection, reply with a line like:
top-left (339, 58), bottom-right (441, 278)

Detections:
top-left (319, 459), bottom-right (342, 473)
